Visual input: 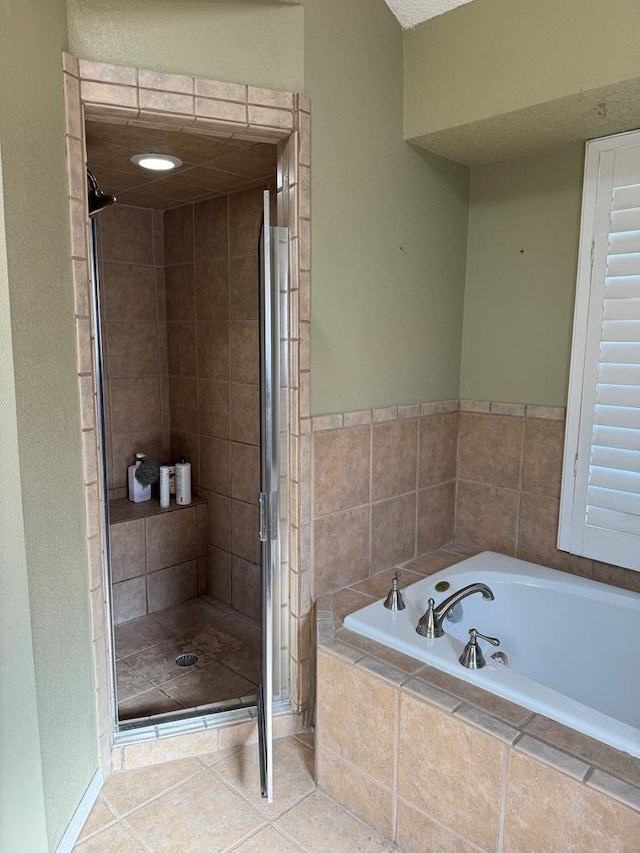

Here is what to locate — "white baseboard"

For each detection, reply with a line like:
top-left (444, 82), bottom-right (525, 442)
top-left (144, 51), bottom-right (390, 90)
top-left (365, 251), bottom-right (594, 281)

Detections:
top-left (55, 767), bottom-right (103, 853)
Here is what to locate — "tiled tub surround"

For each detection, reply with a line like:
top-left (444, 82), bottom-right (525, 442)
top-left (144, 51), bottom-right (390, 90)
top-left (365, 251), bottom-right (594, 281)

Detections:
top-left (315, 550), bottom-right (640, 852)
top-left (311, 400), bottom-right (640, 598)
top-left (64, 52), bottom-right (311, 772)
top-left (109, 497), bottom-right (208, 623)
top-left (312, 402), bottom-right (458, 598)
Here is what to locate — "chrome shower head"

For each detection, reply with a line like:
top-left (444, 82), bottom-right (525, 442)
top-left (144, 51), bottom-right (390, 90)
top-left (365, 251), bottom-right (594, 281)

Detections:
top-left (87, 168), bottom-right (116, 216)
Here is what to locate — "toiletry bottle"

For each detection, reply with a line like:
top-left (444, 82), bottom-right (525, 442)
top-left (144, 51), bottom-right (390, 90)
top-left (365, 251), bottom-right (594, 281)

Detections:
top-left (159, 465), bottom-right (170, 509)
top-left (128, 453), bottom-right (151, 503)
top-left (175, 456), bottom-right (192, 506)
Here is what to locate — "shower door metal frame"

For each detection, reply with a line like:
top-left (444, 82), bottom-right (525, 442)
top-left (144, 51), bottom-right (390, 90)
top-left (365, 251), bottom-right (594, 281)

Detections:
top-left (257, 191), bottom-right (288, 802)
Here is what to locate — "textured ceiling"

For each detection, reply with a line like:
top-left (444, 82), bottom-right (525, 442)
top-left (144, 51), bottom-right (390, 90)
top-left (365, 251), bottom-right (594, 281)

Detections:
top-left (85, 120), bottom-right (277, 210)
top-left (384, 0), bottom-right (476, 29)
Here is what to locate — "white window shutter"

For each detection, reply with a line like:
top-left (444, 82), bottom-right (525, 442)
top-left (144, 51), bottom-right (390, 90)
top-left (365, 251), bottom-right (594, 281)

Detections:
top-left (559, 132), bottom-right (640, 571)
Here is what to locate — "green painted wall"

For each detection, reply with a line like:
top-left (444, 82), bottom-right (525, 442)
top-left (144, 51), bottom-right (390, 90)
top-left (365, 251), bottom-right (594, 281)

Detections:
top-left (460, 145), bottom-right (585, 406)
top-left (0, 1), bottom-right (98, 849)
top-left (67, 0), bottom-right (304, 92)
top-left (67, 0), bottom-right (470, 415)
top-left (404, 0), bottom-right (640, 142)
top-left (304, 0), bottom-right (469, 413)
top-left (0, 151), bottom-right (49, 853)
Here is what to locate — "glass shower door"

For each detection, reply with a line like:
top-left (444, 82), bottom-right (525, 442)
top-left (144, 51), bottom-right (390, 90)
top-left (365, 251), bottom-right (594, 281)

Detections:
top-left (257, 191), bottom-right (287, 802)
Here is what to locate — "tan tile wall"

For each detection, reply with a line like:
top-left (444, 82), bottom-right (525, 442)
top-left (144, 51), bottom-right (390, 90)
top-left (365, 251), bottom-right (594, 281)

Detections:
top-left (311, 402), bottom-right (459, 599)
top-left (96, 205), bottom-right (169, 499)
top-left (311, 400), bottom-right (639, 603)
top-left (456, 401), bottom-right (640, 593)
top-left (315, 622), bottom-right (640, 852)
top-left (110, 500), bottom-right (207, 622)
top-left (163, 186), bottom-right (269, 624)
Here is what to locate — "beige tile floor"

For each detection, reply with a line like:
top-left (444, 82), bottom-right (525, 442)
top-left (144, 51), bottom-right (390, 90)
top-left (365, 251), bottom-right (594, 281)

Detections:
top-left (74, 735), bottom-right (403, 852)
top-left (116, 597), bottom-right (261, 722)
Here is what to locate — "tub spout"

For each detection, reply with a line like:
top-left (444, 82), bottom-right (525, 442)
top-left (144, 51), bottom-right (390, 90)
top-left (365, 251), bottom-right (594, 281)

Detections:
top-left (416, 582), bottom-right (494, 638)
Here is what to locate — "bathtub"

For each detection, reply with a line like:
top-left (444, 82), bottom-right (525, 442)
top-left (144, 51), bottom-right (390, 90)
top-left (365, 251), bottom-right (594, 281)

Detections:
top-left (343, 551), bottom-right (640, 758)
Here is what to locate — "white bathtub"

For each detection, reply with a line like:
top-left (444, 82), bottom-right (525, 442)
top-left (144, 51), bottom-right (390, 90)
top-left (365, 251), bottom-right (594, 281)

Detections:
top-left (344, 551), bottom-right (640, 758)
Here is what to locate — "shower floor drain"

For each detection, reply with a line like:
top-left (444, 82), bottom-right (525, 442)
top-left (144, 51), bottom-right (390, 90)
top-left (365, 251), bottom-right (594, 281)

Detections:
top-left (175, 653), bottom-right (199, 668)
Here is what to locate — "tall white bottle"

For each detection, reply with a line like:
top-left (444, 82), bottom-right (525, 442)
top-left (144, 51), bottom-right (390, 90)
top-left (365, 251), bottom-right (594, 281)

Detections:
top-left (128, 453), bottom-right (151, 503)
top-left (175, 456), bottom-right (192, 506)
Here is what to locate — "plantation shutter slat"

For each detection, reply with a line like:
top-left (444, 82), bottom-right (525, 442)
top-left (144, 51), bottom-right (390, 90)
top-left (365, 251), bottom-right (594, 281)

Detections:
top-left (559, 134), bottom-right (640, 571)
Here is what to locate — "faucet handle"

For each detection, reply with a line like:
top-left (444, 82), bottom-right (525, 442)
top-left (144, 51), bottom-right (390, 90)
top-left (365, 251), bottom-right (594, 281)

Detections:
top-left (472, 629), bottom-right (500, 646)
top-left (416, 597), bottom-right (438, 637)
top-left (383, 571), bottom-right (405, 611)
top-left (459, 628), bottom-right (500, 670)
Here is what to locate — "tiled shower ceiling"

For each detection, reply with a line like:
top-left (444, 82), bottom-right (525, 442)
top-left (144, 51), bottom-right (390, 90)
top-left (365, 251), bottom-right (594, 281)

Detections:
top-left (85, 119), bottom-right (278, 209)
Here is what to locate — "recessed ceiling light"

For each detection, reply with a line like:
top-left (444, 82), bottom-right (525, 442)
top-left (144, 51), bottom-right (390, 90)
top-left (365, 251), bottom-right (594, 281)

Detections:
top-left (131, 153), bottom-right (183, 171)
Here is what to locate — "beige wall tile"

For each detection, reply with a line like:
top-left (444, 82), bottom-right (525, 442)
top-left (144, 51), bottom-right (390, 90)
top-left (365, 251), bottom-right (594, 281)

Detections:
top-left (457, 412), bottom-right (523, 489)
top-left (231, 500), bottom-right (260, 564)
top-left (229, 187), bottom-right (264, 257)
top-left (517, 492), bottom-right (592, 575)
top-left (248, 86), bottom-right (294, 109)
top-left (101, 263), bottom-right (157, 322)
top-left (504, 750), bottom-right (640, 852)
top-left (371, 493), bottom-right (416, 573)
top-left (100, 206), bottom-right (154, 265)
top-left (196, 262), bottom-right (228, 329)
top-left (316, 745), bottom-right (394, 839)
top-left (164, 205), bottom-right (194, 266)
top-left (396, 798), bottom-right (480, 853)
top-left (110, 377), bottom-right (161, 433)
top-left (417, 482), bottom-right (455, 553)
top-left (165, 263), bottom-right (196, 322)
top-left (207, 492), bottom-right (231, 552)
top-left (139, 89), bottom-right (194, 116)
top-left (197, 322), bottom-right (229, 380)
top-left (231, 441), bottom-right (260, 505)
top-left (79, 59), bottom-right (137, 86)
top-left (419, 412), bottom-right (457, 486)
top-left (138, 70), bottom-right (194, 94)
top-left (195, 79), bottom-right (246, 102)
top-left (313, 507), bottom-right (370, 597)
top-left (207, 545), bottom-right (231, 604)
top-left (146, 506), bottom-right (198, 570)
top-left (63, 72), bottom-right (82, 138)
top-left (167, 322), bottom-right (197, 377)
top-left (81, 80), bottom-right (138, 109)
top-left (317, 651), bottom-right (398, 785)
top-left (194, 196), bottom-right (228, 261)
top-left (313, 426), bottom-right (370, 516)
top-left (372, 419), bottom-right (418, 500)
top-left (248, 105), bottom-right (293, 129)
top-left (107, 322), bottom-right (159, 377)
top-left (230, 255), bottom-right (258, 320)
top-left (229, 382), bottom-right (259, 444)
top-left (455, 480), bottom-right (518, 554)
top-left (398, 693), bottom-right (503, 850)
top-left (198, 379), bottom-right (230, 438)
top-left (196, 98), bottom-right (247, 125)
top-left (112, 576), bottom-right (147, 624)
top-left (110, 519), bottom-right (145, 583)
top-left (230, 321), bottom-right (259, 384)
top-left (199, 436), bottom-right (231, 495)
top-left (522, 417), bottom-right (565, 497)
top-left (147, 560), bottom-right (198, 612)
top-left (231, 557), bottom-right (261, 622)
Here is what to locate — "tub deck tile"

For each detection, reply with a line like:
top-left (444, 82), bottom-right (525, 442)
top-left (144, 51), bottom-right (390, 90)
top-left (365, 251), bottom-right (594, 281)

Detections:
top-left (454, 703), bottom-right (521, 745)
top-left (587, 769), bottom-right (640, 812)
top-left (515, 734), bottom-right (590, 781)
top-left (402, 678), bottom-right (461, 712)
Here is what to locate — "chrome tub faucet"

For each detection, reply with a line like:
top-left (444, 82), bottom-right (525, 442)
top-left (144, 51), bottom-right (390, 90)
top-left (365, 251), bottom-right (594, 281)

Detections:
top-left (416, 582), bottom-right (495, 638)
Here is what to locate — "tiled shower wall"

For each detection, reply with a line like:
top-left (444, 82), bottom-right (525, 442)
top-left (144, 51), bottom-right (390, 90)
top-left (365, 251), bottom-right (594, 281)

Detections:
top-left (97, 205), bottom-right (169, 499)
top-left (311, 401), bottom-right (640, 599)
top-left (164, 186), bottom-right (271, 623)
